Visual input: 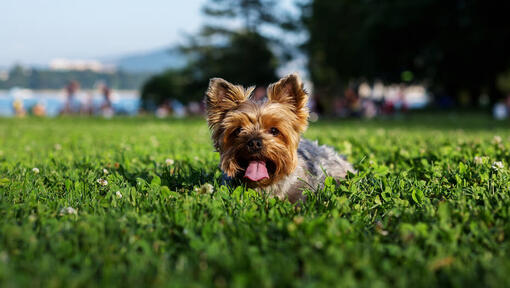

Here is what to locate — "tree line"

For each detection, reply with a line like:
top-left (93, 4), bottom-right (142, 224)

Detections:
top-left (0, 65), bottom-right (151, 90)
top-left (142, 0), bottom-right (510, 109)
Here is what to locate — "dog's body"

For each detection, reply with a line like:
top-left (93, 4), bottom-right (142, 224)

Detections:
top-left (206, 74), bottom-right (354, 202)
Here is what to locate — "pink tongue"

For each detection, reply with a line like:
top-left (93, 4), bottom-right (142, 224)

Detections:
top-left (244, 161), bottom-right (269, 181)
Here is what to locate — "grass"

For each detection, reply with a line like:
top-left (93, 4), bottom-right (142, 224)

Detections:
top-left (0, 114), bottom-right (509, 287)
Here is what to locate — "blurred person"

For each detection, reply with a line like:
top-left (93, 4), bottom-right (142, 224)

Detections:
top-left (393, 85), bottom-right (408, 117)
top-left (100, 85), bottom-right (114, 118)
top-left (345, 87), bottom-right (361, 117)
top-left (361, 98), bottom-right (377, 119)
top-left (32, 102), bottom-right (46, 117)
top-left (187, 101), bottom-right (201, 115)
top-left (13, 99), bottom-right (26, 117)
top-left (156, 100), bottom-right (171, 118)
top-left (172, 99), bottom-right (186, 118)
top-left (493, 101), bottom-right (508, 120)
top-left (61, 81), bottom-right (81, 114)
top-left (382, 97), bottom-right (395, 115)
top-left (83, 92), bottom-right (95, 115)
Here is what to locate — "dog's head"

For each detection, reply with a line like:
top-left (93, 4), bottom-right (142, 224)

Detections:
top-left (205, 74), bottom-right (309, 187)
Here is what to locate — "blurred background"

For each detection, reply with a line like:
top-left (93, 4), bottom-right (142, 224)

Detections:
top-left (1, 0), bottom-right (510, 120)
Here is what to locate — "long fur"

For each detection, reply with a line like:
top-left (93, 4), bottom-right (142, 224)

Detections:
top-left (205, 73), bottom-right (355, 202)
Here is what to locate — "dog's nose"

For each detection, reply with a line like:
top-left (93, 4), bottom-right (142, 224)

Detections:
top-left (247, 138), bottom-right (263, 152)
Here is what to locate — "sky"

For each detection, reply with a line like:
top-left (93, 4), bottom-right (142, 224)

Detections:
top-left (0, 0), bottom-right (207, 67)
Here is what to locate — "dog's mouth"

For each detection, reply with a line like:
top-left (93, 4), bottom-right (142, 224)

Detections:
top-left (239, 158), bottom-right (276, 182)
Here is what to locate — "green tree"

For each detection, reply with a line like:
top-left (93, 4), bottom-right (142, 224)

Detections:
top-left (303, 0), bottom-right (510, 105)
top-left (0, 65), bottom-right (150, 90)
top-left (182, 30), bottom-right (279, 88)
top-left (4, 65), bottom-right (30, 88)
top-left (140, 69), bottom-right (195, 109)
top-left (141, 0), bottom-right (296, 109)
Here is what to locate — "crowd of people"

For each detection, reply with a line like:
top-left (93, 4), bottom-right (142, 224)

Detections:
top-left (311, 83), bottom-right (416, 119)
top-left (11, 81), bottom-right (116, 117)
top-left (9, 80), bottom-right (510, 120)
top-left (153, 83), bottom-right (417, 119)
top-left (60, 81), bottom-right (115, 117)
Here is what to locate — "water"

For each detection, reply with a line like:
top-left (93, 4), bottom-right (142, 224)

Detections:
top-left (0, 88), bottom-right (140, 117)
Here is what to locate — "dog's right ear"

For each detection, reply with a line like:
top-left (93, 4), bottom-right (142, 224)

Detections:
top-left (205, 78), bottom-right (250, 129)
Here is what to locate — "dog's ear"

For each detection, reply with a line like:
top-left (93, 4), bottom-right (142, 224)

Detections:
top-left (205, 78), bottom-right (249, 126)
top-left (206, 78), bottom-right (248, 110)
top-left (267, 73), bottom-right (309, 127)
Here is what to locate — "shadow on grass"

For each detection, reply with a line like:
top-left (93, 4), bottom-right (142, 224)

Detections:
top-left (117, 160), bottom-right (219, 192)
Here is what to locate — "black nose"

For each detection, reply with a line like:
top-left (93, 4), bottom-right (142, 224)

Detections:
top-left (247, 138), bottom-right (263, 152)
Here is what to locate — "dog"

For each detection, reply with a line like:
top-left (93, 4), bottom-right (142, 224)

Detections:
top-left (205, 73), bottom-right (354, 202)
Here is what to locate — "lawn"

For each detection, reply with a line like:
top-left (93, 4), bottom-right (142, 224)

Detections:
top-left (0, 114), bottom-right (509, 287)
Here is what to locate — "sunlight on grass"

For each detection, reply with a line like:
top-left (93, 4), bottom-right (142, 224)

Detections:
top-left (0, 115), bottom-right (509, 287)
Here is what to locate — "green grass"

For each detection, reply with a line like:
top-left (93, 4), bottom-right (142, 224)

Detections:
top-left (0, 114), bottom-right (509, 287)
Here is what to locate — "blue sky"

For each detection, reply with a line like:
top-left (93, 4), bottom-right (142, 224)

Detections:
top-left (0, 0), bottom-right (207, 67)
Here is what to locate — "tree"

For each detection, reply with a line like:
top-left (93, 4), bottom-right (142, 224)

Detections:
top-left (0, 65), bottom-right (150, 90)
top-left (140, 69), bottom-right (194, 110)
top-left (303, 0), bottom-right (510, 105)
top-left (182, 30), bottom-right (279, 87)
top-left (141, 0), bottom-right (297, 109)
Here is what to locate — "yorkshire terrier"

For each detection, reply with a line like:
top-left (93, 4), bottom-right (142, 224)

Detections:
top-left (205, 73), bottom-right (354, 202)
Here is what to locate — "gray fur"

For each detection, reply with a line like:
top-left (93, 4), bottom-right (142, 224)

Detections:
top-left (224, 138), bottom-right (355, 202)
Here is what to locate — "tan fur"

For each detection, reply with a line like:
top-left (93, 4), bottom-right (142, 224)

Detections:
top-left (206, 78), bottom-right (255, 151)
top-left (205, 74), bottom-right (354, 202)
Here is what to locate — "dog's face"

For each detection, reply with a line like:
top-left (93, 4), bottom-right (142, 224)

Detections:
top-left (205, 74), bottom-right (309, 187)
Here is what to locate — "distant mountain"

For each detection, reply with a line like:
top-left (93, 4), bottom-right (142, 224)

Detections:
top-left (105, 48), bottom-right (187, 73)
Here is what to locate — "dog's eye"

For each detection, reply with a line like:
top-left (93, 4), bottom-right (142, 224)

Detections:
top-left (269, 127), bottom-right (279, 136)
top-left (233, 127), bottom-right (242, 136)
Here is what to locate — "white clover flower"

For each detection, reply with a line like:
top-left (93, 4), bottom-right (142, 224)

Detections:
top-left (492, 161), bottom-right (504, 171)
top-left (195, 183), bottom-right (214, 194)
top-left (165, 158), bottom-right (174, 166)
top-left (103, 168), bottom-right (109, 175)
top-left (474, 156), bottom-right (484, 165)
top-left (493, 136), bottom-right (502, 144)
top-left (97, 178), bottom-right (108, 186)
top-left (202, 183), bottom-right (214, 194)
top-left (115, 191), bottom-right (123, 199)
top-left (32, 167), bottom-right (40, 174)
top-left (54, 143), bottom-right (62, 150)
top-left (59, 207), bottom-right (77, 216)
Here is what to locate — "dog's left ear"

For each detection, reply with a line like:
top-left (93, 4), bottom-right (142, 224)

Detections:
top-left (267, 73), bottom-right (309, 128)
